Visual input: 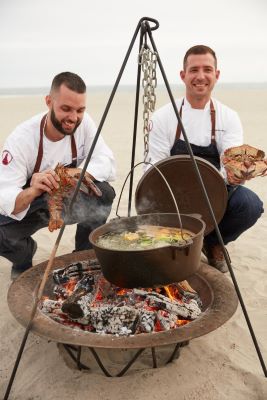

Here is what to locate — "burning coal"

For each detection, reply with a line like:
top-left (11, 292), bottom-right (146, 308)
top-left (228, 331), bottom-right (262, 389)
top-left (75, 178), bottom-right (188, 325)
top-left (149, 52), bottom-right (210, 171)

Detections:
top-left (39, 259), bottom-right (202, 336)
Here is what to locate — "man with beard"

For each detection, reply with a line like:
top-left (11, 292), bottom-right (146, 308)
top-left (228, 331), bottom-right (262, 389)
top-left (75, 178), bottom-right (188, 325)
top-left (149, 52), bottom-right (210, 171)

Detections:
top-left (0, 72), bottom-right (116, 279)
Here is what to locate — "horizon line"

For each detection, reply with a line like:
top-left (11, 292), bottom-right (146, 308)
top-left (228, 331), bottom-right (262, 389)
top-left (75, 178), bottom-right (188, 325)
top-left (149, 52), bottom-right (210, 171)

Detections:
top-left (1, 82), bottom-right (267, 96)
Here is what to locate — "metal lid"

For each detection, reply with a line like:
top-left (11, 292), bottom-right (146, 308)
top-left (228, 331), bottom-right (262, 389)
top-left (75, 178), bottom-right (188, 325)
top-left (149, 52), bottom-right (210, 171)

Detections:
top-left (135, 155), bottom-right (228, 235)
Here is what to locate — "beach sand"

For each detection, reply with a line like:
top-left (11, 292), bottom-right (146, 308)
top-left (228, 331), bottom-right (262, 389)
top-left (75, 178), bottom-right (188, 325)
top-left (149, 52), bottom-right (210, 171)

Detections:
top-left (0, 86), bottom-right (267, 399)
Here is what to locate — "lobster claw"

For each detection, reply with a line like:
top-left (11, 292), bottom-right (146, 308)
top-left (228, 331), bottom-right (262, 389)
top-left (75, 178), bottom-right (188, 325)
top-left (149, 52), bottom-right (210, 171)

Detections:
top-left (86, 178), bottom-right (102, 197)
top-left (74, 173), bottom-right (102, 197)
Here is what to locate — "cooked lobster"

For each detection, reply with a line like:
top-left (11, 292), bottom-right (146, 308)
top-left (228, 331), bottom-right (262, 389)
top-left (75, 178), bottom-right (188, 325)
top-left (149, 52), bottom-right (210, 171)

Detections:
top-left (47, 164), bottom-right (102, 232)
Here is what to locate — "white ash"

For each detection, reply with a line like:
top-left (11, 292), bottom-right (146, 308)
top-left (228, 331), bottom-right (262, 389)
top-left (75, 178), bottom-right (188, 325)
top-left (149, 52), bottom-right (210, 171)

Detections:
top-left (137, 310), bottom-right (156, 333)
top-left (183, 299), bottom-right (202, 320)
top-left (88, 305), bottom-right (139, 335)
top-left (53, 285), bottom-right (69, 299)
top-left (157, 310), bottom-right (177, 330)
top-left (75, 293), bottom-right (94, 318)
top-left (40, 299), bottom-right (63, 314)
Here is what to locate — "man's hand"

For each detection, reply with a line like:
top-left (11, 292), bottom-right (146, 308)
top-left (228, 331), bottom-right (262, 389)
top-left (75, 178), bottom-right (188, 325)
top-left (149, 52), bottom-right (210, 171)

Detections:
top-left (12, 169), bottom-right (60, 215)
top-left (30, 169), bottom-right (60, 195)
top-left (226, 170), bottom-right (246, 186)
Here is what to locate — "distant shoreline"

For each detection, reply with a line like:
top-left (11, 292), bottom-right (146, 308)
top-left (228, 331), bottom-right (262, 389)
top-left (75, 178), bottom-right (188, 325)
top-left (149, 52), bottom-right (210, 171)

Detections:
top-left (1, 82), bottom-right (267, 96)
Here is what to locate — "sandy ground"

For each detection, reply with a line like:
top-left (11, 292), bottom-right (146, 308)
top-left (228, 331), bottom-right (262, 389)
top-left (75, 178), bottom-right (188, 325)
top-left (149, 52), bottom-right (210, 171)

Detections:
top-left (0, 86), bottom-right (267, 399)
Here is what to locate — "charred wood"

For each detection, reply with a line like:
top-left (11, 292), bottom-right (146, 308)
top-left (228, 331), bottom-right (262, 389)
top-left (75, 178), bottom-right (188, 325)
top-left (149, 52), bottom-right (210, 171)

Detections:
top-left (40, 261), bottom-right (202, 336)
top-left (53, 260), bottom-right (101, 284)
top-left (61, 275), bottom-right (95, 318)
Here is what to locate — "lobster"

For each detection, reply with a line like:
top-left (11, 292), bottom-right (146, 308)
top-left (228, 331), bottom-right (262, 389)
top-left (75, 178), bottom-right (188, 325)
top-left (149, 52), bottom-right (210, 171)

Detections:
top-left (47, 164), bottom-right (102, 232)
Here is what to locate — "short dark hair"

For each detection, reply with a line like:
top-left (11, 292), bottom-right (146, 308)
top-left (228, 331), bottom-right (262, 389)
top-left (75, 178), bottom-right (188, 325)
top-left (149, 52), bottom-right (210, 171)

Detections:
top-left (183, 45), bottom-right (217, 70)
top-left (50, 72), bottom-right (86, 94)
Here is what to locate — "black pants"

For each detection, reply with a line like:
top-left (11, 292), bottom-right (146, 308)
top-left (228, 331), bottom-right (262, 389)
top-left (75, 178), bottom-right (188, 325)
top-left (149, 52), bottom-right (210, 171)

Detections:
top-left (0, 182), bottom-right (115, 267)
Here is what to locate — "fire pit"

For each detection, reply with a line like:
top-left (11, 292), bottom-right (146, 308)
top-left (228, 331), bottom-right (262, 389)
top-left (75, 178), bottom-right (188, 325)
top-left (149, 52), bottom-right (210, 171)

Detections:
top-left (40, 258), bottom-right (202, 335)
top-left (7, 250), bottom-right (238, 376)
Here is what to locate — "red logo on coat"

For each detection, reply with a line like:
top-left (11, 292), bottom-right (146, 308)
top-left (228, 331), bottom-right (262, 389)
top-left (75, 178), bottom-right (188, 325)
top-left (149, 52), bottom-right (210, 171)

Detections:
top-left (2, 150), bottom-right (13, 165)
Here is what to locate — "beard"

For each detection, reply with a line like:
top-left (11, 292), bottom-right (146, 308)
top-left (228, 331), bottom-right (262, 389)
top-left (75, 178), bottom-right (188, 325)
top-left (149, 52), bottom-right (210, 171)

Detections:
top-left (50, 108), bottom-right (82, 136)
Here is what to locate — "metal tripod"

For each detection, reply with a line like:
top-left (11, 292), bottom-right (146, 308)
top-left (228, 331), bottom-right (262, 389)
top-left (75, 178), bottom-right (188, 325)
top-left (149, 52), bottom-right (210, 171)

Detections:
top-left (3, 15), bottom-right (266, 400)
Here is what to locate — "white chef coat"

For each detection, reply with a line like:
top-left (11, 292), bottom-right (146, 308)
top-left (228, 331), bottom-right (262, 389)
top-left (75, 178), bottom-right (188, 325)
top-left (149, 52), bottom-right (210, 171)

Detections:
top-left (0, 112), bottom-right (116, 220)
top-left (146, 97), bottom-right (243, 169)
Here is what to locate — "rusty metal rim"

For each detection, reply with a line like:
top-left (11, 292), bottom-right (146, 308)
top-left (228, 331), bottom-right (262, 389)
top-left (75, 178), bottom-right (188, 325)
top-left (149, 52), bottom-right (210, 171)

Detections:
top-left (7, 250), bottom-right (238, 349)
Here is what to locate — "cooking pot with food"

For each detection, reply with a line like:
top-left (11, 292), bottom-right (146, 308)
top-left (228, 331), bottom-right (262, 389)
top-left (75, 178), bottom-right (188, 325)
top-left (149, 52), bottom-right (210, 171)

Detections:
top-left (89, 213), bottom-right (205, 288)
top-left (89, 156), bottom-right (227, 288)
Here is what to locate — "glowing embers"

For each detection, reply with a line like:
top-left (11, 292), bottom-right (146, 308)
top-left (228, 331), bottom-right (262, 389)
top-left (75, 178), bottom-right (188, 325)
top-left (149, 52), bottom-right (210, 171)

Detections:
top-left (40, 260), bottom-right (202, 336)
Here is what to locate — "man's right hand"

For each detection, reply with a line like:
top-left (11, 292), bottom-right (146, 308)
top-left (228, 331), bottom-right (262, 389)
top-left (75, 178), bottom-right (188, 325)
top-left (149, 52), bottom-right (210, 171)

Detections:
top-left (12, 169), bottom-right (60, 215)
top-left (225, 170), bottom-right (246, 186)
top-left (30, 169), bottom-right (60, 195)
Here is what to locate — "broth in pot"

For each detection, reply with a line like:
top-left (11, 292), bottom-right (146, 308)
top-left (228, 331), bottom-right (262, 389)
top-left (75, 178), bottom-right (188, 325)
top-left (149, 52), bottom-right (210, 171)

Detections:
top-left (96, 224), bottom-right (194, 251)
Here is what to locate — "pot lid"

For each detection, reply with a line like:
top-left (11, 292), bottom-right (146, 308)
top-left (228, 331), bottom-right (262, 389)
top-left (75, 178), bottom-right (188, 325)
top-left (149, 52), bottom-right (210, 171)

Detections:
top-left (135, 155), bottom-right (228, 235)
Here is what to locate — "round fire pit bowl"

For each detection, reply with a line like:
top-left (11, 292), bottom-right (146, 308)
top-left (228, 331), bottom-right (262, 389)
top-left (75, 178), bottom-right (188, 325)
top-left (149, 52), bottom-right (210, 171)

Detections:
top-left (7, 250), bottom-right (238, 349)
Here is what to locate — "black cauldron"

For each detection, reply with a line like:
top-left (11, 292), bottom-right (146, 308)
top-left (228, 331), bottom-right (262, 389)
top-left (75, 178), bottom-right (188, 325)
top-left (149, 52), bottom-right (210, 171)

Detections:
top-left (89, 213), bottom-right (205, 288)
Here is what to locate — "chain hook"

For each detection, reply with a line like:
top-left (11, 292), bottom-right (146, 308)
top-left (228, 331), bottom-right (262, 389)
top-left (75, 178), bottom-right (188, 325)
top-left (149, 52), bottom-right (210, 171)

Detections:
top-left (139, 44), bottom-right (157, 162)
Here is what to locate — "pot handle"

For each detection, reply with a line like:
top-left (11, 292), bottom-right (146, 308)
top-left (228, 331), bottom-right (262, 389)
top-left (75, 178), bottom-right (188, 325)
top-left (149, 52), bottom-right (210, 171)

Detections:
top-left (116, 161), bottom-right (185, 233)
top-left (170, 238), bottom-right (193, 249)
top-left (170, 238), bottom-right (193, 258)
top-left (186, 213), bottom-right (202, 220)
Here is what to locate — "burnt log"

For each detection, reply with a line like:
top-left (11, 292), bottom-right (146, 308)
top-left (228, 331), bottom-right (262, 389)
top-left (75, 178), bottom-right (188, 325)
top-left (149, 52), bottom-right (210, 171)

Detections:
top-left (144, 291), bottom-right (201, 320)
top-left (53, 260), bottom-right (101, 284)
top-left (61, 293), bottom-right (93, 319)
top-left (61, 275), bottom-right (95, 319)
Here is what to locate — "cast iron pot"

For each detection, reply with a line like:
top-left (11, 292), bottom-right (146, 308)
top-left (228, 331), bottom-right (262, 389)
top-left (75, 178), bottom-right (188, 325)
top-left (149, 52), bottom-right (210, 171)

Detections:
top-left (89, 213), bottom-right (206, 288)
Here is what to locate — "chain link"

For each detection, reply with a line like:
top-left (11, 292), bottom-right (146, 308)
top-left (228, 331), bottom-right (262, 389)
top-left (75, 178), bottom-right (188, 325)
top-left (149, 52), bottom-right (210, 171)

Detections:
top-left (139, 45), bottom-right (157, 160)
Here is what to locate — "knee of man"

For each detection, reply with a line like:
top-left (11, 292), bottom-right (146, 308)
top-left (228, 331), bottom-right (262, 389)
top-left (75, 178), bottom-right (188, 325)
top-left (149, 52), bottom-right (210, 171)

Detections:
top-left (245, 191), bottom-right (263, 220)
top-left (98, 182), bottom-right (116, 205)
top-left (231, 187), bottom-right (264, 220)
top-left (0, 227), bottom-right (6, 249)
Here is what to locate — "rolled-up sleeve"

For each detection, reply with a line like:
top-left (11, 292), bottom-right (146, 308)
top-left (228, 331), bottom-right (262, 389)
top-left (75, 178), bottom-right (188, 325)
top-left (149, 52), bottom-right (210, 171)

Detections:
top-left (0, 186), bottom-right (30, 220)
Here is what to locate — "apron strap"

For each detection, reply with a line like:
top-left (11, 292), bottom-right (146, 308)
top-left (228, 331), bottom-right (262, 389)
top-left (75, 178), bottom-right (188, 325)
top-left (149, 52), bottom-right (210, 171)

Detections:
top-left (70, 135), bottom-right (77, 167)
top-left (175, 99), bottom-right (184, 141)
top-left (175, 99), bottom-right (216, 144)
top-left (33, 114), bottom-right (47, 173)
top-left (210, 99), bottom-right (216, 145)
top-left (33, 114), bottom-right (78, 173)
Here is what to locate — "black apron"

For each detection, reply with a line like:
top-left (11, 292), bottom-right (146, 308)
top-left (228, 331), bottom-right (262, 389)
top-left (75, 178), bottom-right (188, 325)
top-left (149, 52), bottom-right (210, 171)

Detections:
top-left (170, 99), bottom-right (237, 205)
top-left (170, 99), bottom-right (220, 170)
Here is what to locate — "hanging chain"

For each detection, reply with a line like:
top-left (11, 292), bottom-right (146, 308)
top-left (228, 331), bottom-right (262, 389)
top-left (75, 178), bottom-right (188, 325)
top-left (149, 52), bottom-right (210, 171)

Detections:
top-left (139, 45), bottom-right (157, 161)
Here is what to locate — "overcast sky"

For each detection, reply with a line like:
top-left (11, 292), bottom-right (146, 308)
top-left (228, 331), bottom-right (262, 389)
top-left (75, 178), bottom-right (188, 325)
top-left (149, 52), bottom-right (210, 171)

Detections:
top-left (1, 0), bottom-right (267, 89)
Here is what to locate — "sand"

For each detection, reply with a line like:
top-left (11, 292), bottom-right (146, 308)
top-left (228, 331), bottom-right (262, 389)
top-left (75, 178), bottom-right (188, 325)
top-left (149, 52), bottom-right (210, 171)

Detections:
top-left (0, 86), bottom-right (267, 399)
